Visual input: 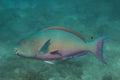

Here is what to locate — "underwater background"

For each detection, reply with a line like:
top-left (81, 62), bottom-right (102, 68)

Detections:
top-left (0, 0), bottom-right (120, 80)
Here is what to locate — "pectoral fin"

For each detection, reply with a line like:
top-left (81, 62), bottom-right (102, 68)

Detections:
top-left (39, 39), bottom-right (51, 53)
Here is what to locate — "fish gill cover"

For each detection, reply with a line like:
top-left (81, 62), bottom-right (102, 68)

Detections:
top-left (0, 0), bottom-right (120, 80)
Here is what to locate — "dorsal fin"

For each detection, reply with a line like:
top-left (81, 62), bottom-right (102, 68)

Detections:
top-left (43, 26), bottom-right (86, 42)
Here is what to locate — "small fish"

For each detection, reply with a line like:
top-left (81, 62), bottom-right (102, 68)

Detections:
top-left (14, 26), bottom-right (108, 64)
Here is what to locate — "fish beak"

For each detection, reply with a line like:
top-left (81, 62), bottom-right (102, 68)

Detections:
top-left (13, 48), bottom-right (19, 55)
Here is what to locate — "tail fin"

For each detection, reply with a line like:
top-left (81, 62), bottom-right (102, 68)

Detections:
top-left (91, 36), bottom-right (108, 64)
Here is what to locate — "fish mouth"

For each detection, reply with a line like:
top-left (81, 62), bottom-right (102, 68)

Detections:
top-left (13, 48), bottom-right (19, 55)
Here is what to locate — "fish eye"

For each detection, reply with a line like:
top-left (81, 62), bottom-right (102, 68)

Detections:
top-left (91, 36), bottom-right (94, 39)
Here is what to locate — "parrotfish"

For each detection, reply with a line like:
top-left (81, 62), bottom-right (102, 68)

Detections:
top-left (14, 26), bottom-right (108, 64)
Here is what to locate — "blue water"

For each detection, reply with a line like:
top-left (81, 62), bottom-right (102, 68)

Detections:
top-left (0, 0), bottom-right (120, 80)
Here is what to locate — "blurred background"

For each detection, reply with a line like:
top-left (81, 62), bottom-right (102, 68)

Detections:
top-left (0, 0), bottom-right (120, 80)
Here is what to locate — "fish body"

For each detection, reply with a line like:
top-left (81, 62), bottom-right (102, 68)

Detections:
top-left (14, 26), bottom-right (107, 64)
